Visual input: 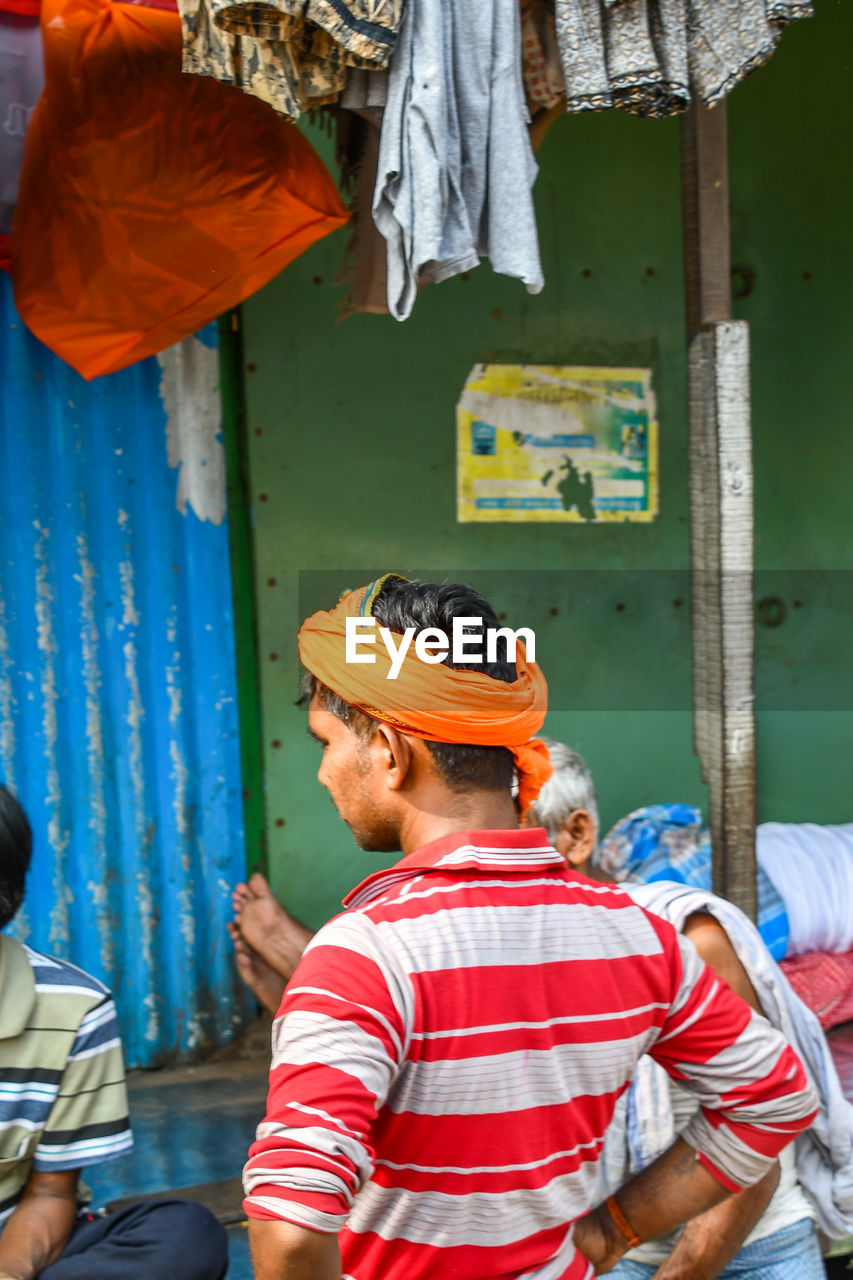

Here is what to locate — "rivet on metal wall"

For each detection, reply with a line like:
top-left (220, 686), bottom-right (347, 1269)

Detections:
top-left (731, 267), bottom-right (756, 300)
top-left (757, 596), bottom-right (786, 628)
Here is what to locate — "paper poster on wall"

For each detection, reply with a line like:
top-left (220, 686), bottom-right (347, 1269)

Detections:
top-left (456, 364), bottom-right (658, 523)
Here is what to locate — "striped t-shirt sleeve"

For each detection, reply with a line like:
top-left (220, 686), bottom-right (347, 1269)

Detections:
top-left (33, 994), bottom-right (133, 1171)
top-left (648, 926), bottom-right (818, 1191)
top-left (244, 913), bottom-right (408, 1230)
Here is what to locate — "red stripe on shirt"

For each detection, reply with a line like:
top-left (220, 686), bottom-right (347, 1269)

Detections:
top-left (245, 833), bottom-right (817, 1280)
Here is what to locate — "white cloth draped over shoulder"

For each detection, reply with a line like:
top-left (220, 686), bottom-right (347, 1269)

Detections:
top-left (595, 880), bottom-right (853, 1241)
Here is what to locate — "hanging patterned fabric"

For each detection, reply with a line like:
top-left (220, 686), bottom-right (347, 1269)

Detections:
top-left (178, 0), bottom-right (403, 119)
top-left (553, 0), bottom-right (813, 118)
top-left (521, 0), bottom-right (565, 114)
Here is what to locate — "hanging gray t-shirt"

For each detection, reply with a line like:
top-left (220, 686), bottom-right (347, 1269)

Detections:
top-left (373, 0), bottom-right (544, 320)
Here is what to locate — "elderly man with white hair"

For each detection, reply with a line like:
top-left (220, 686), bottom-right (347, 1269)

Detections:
top-left (525, 738), bottom-right (853, 1280)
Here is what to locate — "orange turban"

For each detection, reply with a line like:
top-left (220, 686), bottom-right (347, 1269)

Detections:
top-left (297, 577), bottom-right (552, 814)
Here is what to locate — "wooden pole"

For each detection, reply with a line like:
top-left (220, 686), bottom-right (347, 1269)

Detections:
top-left (681, 102), bottom-right (757, 920)
top-left (681, 102), bottom-right (731, 333)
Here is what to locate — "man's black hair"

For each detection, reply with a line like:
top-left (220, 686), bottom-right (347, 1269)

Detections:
top-left (304, 578), bottom-right (517, 792)
top-left (0, 785), bottom-right (31, 929)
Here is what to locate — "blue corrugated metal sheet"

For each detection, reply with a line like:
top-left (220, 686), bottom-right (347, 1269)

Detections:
top-left (0, 275), bottom-right (250, 1067)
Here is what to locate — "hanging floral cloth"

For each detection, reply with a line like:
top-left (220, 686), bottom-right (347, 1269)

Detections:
top-left (554, 0), bottom-right (813, 118)
top-left (178, 0), bottom-right (403, 120)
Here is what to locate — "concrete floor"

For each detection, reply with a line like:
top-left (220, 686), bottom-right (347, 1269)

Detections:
top-left (86, 1022), bottom-right (271, 1280)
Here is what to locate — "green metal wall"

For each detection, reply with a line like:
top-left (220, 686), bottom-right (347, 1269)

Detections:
top-left (240, 0), bottom-right (852, 929)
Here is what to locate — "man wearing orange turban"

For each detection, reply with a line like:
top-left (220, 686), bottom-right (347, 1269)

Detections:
top-left (298, 572), bottom-right (553, 818)
top-left (243, 575), bottom-right (817, 1280)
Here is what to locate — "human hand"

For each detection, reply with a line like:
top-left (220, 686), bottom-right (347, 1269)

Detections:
top-left (573, 1205), bottom-right (626, 1275)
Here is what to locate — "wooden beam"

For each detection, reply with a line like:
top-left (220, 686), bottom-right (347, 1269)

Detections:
top-left (681, 103), bottom-right (757, 920)
top-left (681, 101), bottom-right (731, 334)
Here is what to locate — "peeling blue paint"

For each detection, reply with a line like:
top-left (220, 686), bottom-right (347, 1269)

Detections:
top-left (0, 280), bottom-right (250, 1066)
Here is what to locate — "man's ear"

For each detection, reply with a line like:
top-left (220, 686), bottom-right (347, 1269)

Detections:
top-left (557, 809), bottom-right (597, 869)
top-left (372, 724), bottom-right (413, 790)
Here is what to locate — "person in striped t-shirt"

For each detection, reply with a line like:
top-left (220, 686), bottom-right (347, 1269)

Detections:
top-left (0, 785), bottom-right (228, 1280)
top-left (244, 576), bottom-right (818, 1280)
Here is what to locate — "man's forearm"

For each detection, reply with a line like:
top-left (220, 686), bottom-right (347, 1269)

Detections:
top-left (651, 1161), bottom-right (780, 1280)
top-left (575, 1138), bottom-right (738, 1273)
top-left (249, 1217), bottom-right (342, 1280)
top-left (0, 1188), bottom-right (78, 1280)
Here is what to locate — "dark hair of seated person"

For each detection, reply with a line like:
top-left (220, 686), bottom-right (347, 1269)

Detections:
top-left (0, 785), bottom-right (32, 929)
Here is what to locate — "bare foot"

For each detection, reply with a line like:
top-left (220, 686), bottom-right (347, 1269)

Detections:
top-left (232, 882), bottom-right (250, 916)
top-left (233, 872), bottom-right (314, 988)
top-left (227, 921), bottom-right (287, 1015)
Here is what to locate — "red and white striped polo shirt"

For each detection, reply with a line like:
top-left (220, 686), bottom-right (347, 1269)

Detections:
top-left (244, 827), bottom-right (816, 1280)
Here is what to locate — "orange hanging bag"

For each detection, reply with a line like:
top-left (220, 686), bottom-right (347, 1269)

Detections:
top-left (11, 0), bottom-right (348, 378)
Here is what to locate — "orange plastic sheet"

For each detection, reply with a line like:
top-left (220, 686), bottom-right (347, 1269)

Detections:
top-left (11, 0), bottom-right (348, 379)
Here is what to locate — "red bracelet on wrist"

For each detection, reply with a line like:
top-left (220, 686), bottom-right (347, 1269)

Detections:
top-left (604, 1194), bottom-right (641, 1249)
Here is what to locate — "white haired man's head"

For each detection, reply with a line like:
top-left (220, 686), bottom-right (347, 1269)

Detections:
top-left (526, 737), bottom-right (600, 874)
